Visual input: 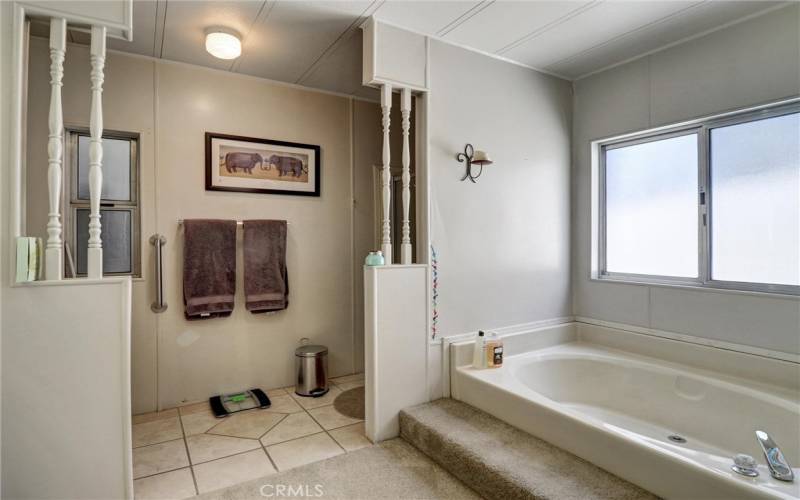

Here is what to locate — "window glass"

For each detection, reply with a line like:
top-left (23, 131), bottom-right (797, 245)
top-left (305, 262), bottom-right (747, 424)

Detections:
top-left (605, 134), bottom-right (698, 277)
top-left (75, 209), bottom-right (133, 275)
top-left (77, 135), bottom-right (132, 201)
top-left (710, 112), bottom-right (800, 286)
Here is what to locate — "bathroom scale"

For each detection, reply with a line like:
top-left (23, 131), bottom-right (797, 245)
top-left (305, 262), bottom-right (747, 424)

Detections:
top-left (209, 388), bottom-right (271, 418)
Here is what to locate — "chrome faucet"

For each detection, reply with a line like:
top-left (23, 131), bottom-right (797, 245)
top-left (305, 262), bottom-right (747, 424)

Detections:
top-left (756, 430), bottom-right (794, 482)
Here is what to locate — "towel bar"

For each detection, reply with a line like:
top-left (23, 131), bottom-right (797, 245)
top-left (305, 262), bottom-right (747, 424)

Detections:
top-left (177, 219), bottom-right (290, 226)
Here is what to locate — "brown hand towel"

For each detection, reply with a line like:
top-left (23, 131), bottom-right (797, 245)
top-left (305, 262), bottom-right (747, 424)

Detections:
top-left (243, 220), bottom-right (289, 313)
top-left (183, 219), bottom-right (237, 320)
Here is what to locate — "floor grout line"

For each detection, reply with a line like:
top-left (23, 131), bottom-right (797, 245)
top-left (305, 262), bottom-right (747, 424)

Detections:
top-left (264, 430), bottom-right (328, 450)
top-left (177, 408), bottom-right (200, 497)
top-left (190, 445), bottom-right (271, 467)
top-left (260, 439), bottom-right (280, 472)
top-left (134, 465), bottom-right (192, 482)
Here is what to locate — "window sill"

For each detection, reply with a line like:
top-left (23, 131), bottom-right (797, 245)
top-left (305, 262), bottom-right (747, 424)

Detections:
top-left (590, 276), bottom-right (800, 300)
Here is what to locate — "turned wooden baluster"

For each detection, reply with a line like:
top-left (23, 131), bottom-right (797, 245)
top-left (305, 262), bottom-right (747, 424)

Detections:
top-left (87, 26), bottom-right (106, 278)
top-left (380, 84), bottom-right (392, 263)
top-left (400, 87), bottom-right (412, 264)
top-left (45, 18), bottom-right (66, 280)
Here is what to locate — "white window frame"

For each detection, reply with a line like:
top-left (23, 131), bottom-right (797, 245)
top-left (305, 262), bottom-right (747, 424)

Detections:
top-left (592, 99), bottom-right (800, 296)
top-left (64, 128), bottom-right (141, 278)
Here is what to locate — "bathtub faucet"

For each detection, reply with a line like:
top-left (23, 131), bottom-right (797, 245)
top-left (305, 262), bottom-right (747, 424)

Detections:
top-left (756, 430), bottom-right (794, 482)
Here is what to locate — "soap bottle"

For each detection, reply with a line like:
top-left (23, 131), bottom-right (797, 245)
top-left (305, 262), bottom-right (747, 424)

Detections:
top-left (484, 332), bottom-right (503, 368)
top-left (472, 331), bottom-right (486, 369)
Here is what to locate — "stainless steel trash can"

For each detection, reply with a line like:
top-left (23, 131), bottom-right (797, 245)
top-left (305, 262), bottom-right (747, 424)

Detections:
top-left (295, 345), bottom-right (329, 397)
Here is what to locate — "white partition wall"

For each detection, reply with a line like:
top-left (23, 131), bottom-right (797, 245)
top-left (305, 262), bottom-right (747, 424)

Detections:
top-left (364, 265), bottom-right (430, 442)
top-left (2, 3), bottom-right (133, 498)
top-left (2, 278), bottom-right (133, 499)
top-left (361, 17), bottom-right (431, 442)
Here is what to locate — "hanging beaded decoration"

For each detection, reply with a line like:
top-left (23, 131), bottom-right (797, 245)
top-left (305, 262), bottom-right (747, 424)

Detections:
top-left (431, 244), bottom-right (439, 339)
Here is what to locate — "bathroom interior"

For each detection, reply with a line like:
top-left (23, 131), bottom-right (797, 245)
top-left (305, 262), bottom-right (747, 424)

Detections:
top-left (0, 1), bottom-right (798, 499)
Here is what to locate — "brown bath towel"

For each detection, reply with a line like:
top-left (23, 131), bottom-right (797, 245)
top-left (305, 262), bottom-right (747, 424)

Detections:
top-left (183, 219), bottom-right (237, 320)
top-left (243, 220), bottom-right (288, 313)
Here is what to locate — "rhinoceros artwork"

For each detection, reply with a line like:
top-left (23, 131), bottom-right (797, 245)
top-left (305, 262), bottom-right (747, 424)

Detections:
top-left (206, 132), bottom-right (321, 197)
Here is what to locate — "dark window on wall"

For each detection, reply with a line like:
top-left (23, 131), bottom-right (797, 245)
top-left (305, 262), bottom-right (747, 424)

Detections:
top-left (65, 129), bottom-right (141, 277)
top-left (597, 101), bottom-right (799, 295)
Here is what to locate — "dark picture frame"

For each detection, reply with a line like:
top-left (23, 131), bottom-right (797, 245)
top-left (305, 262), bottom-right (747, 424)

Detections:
top-left (205, 132), bottom-right (321, 197)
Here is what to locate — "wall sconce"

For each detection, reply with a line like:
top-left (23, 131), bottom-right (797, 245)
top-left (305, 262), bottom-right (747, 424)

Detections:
top-left (456, 143), bottom-right (493, 183)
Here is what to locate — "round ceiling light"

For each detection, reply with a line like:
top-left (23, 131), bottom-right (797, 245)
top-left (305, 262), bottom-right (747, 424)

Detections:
top-left (205, 29), bottom-right (241, 60)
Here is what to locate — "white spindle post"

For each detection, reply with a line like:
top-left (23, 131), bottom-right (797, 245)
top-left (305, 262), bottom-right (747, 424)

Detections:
top-left (45, 18), bottom-right (66, 280)
top-left (400, 87), bottom-right (412, 264)
top-left (87, 26), bottom-right (106, 279)
top-left (380, 84), bottom-right (392, 263)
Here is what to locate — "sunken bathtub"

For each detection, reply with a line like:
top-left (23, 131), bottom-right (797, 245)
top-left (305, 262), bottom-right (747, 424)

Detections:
top-left (449, 323), bottom-right (800, 499)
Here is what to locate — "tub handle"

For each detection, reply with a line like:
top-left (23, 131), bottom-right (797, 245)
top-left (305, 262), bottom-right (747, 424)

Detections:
top-left (756, 430), bottom-right (794, 482)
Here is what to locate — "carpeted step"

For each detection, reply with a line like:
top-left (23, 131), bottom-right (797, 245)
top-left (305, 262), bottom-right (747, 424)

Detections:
top-left (400, 398), bottom-right (658, 500)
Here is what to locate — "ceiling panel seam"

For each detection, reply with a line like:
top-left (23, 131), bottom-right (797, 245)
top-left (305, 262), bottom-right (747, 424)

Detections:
top-left (156, 0), bottom-right (168, 59)
top-left (294, 0), bottom-right (385, 86)
top-left (496, 0), bottom-right (603, 56)
top-left (230, 0), bottom-right (274, 73)
top-left (542, 0), bottom-right (708, 71)
top-left (573, 1), bottom-right (795, 81)
top-left (436, 0), bottom-right (495, 37)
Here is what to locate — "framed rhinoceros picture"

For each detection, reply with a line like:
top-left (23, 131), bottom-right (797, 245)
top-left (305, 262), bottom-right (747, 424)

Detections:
top-left (205, 132), bottom-right (320, 196)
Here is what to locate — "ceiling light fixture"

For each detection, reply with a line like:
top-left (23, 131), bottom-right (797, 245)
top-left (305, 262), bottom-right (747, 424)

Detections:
top-left (205, 28), bottom-right (241, 60)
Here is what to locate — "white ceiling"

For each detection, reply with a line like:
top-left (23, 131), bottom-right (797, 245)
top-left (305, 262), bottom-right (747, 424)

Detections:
top-left (37, 0), bottom-right (789, 97)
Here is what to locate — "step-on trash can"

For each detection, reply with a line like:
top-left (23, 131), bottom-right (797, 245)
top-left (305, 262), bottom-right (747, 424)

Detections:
top-left (295, 344), bottom-right (329, 397)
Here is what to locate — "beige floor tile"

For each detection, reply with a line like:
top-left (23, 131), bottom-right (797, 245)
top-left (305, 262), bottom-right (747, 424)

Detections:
top-left (133, 408), bottom-right (179, 425)
top-left (179, 402), bottom-right (212, 416)
top-left (307, 405), bottom-right (362, 430)
top-left (181, 411), bottom-right (221, 436)
top-left (193, 449), bottom-right (275, 494)
top-left (330, 373), bottom-right (364, 385)
top-left (133, 417), bottom-right (183, 448)
top-left (263, 394), bottom-right (304, 414)
top-left (133, 439), bottom-right (189, 479)
top-left (266, 432), bottom-right (344, 471)
top-left (186, 433), bottom-right (261, 464)
top-left (290, 385), bottom-right (342, 410)
top-left (260, 412), bottom-right (323, 446)
top-left (266, 387), bottom-right (288, 398)
top-left (333, 379), bottom-right (365, 392)
top-left (133, 467), bottom-right (196, 499)
top-left (208, 410), bottom-right (286, 439)
top-left (328, 423), bottom-right (372, 452)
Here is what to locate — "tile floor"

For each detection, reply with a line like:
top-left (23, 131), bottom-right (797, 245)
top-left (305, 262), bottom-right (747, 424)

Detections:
top-left (132, 374), bottom-right (368, 499)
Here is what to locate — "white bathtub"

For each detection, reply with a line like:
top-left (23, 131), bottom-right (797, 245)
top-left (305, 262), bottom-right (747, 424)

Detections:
top-left (449, 323), bottom-right (800, 499)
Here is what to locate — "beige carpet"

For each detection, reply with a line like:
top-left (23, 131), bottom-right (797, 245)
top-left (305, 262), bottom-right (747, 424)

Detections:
top-left (333, 387), bottom-right (364, 420)
top-left (197, 438), bottom-right (481, 500)
top-left (401, 399), bottom-right (659, 500)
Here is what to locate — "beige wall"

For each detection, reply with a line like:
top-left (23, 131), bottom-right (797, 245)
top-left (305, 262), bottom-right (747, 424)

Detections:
top-left (571, 5), bottom-right (800, 354)
top-left (26, 37), bottom-right (382, 413)
top-left (428, 39), bottom-right (573, 339)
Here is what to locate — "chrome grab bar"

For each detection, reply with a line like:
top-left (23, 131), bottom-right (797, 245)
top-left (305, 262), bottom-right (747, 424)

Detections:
top-left (756, 430), bottom-right (794, 482)
top-left (149, 234), bottom-right (167, 313)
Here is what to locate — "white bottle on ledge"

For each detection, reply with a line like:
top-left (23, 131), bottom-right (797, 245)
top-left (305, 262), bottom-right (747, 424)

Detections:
top-left (472, 330), bottom-right (486, 369)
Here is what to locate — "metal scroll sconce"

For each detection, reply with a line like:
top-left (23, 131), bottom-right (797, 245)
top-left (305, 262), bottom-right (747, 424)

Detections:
top-left (456, 144), bottom-right (493, 183)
